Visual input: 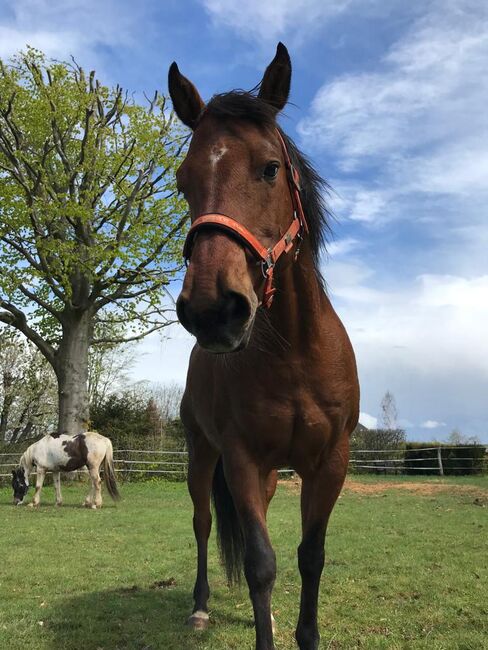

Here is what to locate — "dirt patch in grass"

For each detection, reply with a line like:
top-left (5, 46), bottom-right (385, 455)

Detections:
top-left (281, 478), bottom-right (488, 500)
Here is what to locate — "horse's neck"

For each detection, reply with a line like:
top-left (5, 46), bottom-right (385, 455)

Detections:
top-left (266, 248), bottom-right (326, 347)
top-left (20, 450), bottom-right (33, 478)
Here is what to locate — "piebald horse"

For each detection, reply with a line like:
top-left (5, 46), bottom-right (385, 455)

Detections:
top-left (168, 43), bottom-right (359, 650)
top-left (11, 431), bottom-right (120, 508)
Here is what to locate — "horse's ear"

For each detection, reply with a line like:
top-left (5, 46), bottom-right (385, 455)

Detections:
top-left (258, 42), bottom-right (291, 112)
top-left (168, 62), bottom-right (205, 130)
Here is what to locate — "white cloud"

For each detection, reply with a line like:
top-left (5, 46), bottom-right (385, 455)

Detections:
top-left (0, 1), bottom-right (142, 67)
top-left (325, 255), bottom-right (488, 439)
top-left (297, 0), bottom-right (488, 242)
top-left (201, 0), bottom-right (352, 43)
top-left (421, 420), bottom-right (446, 429)
top-left (327, 237), bottom-right (360, 257)
top-left (359, 411), bottom-right (377, 429)
top-left (298, 2), bottom-right (488, 167)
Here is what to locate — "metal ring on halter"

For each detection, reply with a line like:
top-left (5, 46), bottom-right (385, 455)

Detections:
top-left (261, 252), bottom-right (275, 279)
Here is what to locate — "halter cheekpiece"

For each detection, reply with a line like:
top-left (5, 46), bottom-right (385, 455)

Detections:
top-left (182, 129), bottom-right (308, 308)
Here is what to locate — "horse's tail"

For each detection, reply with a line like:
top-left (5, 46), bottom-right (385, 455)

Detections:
top-left (212, 457), bottom-right (245, 585)
top-left (103, 439), bottom-right (120, 501)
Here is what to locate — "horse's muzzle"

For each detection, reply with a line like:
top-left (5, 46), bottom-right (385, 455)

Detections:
top-left (177, 290), bottom-right (253, 353)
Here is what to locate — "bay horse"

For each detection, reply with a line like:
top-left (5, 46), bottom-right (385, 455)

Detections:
top-left (168, 42), bottom-right (359, 650)
top-left (11, 431), bottom-right (120, 508)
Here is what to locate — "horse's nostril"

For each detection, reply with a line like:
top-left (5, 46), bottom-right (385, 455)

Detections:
top-left (222, 291), bottom-right (252, 326)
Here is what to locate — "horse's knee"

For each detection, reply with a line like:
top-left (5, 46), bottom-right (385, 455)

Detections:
top-left (298, 538), bottom-right (325, 579)
top-left (244, 526), bottom-right (276, 593)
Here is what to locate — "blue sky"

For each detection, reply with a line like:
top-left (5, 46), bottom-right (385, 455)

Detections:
top-left (1, 0), bottom-right (487, 442)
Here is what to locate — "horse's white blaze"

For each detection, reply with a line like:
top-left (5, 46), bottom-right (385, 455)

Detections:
top-left (209, 145), bottom-right (227, 167)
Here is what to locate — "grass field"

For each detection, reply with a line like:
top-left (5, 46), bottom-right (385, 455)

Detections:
top-left (1, 475), bottom-right (487, 650)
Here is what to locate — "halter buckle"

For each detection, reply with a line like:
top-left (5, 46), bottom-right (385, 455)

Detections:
top-left (261, 250), bottom-right (275, 278)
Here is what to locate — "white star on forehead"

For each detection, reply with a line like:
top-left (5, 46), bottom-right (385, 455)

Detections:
top-left (209, 145), bottom-right (228, 166)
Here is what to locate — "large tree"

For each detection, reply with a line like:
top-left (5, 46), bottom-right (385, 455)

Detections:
top-left (0, 49), bottom-right (188, 435)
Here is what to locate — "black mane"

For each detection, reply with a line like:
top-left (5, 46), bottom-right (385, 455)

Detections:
top-left (200, 91), bottom-right (332, 285)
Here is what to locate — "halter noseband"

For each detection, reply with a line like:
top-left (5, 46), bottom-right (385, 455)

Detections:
top-left (182, 129), bottom-right (308, 308)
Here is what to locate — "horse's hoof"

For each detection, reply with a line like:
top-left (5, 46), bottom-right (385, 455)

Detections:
top-left (90, 504), bottom-right (97, 510)
top-left (28, 502), bottom-right (38, 508)
top-left (187, 611), bottom-right (209, 631)
top-left (55, 502), bottom-right (63, 507)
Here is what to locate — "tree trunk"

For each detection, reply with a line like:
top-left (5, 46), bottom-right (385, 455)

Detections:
top-left (54, 309), bottom-right (92, 436)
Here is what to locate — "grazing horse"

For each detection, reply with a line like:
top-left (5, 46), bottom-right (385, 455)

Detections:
top-left (11, 431), bottom-right (120, 508)
top-left (168, 42), bottom-right (359, 650)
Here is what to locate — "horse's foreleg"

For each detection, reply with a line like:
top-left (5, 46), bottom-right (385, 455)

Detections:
top-left (225, 456), bottom-right (276, 650)
top-left (295, 440), bottom-right (349, 650)
top-left (29, 467), bottom-right (46, 507)
top-left (53, 471), bottom-right (63, 506)
top-left (187, 434), bottom-right (218, 630)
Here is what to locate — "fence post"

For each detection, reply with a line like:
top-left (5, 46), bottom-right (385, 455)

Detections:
top-left (437, 447), bottom-right (444, 476)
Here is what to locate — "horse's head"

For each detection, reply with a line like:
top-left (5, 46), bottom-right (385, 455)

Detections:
top-left (11, 467), bottom-right (29, 505)
top-left (169, 43), bottom-right (299, 353)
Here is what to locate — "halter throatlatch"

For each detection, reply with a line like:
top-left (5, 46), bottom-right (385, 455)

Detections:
top-left (182, 129), bottom-right (308, 308)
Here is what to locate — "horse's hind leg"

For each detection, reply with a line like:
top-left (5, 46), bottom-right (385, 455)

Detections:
top-left (85, 465), bottom-right (102, 509)
top-left (186, 432), bottom-right (219, 630)
top-left (53, 471), bottom-right (63, 506)
top-left (295, 440), bottom-right (349, 650)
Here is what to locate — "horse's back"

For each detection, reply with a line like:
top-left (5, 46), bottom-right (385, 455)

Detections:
top-left (29, 431), bottom-right (110, 471)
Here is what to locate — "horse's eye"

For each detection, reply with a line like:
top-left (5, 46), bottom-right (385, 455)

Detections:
top-left (263, 162), bottom-right (280, 180)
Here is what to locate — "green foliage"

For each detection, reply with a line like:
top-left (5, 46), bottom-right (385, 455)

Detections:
top-left (90, 392), bottom-right (156, 443)
top-left (405, 442), bottom-right (487, 476)
top-left (90, 391), bottom-right (186, 447)
top-left (351, 426), bottom-right (406, 451)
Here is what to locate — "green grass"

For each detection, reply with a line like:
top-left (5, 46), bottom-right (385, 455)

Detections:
top-left (1, 476), bottom-right (487, 649)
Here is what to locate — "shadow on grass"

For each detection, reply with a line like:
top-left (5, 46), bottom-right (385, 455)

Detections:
top-left (48, 585), bottom-right (195, 650)
top-left (47, 584), bottom-right (254, 650)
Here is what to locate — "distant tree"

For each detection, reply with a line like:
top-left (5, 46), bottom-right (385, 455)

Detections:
top-left (149, 381), bottom-right (183, 422)
top-left (0, 327), bottom-right (56, 442)
top-left (446, 429), bottom-right (480, 446)
top-left (90, 390), bottom-right (154, 443)
top-left (88, 321), bottom-right (138, 411)
top-left (0, 48), bottom-right (188, 435)
top-left (351, 391), bottom-right (405, 451)
top-left (145, 397), bottom-right (162, 437)
top-left (351, 427), bottom-right (406, 451)
top-left (380, 390), bottom-right (398, 430)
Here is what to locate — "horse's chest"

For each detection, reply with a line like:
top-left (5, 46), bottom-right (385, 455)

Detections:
top-left (189, 374), bottom-right (335, 467)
